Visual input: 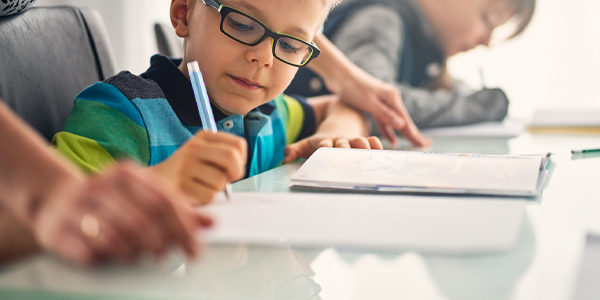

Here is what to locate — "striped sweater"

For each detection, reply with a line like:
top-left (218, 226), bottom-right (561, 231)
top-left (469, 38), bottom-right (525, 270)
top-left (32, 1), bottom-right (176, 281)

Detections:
top-left (52, 55), bottom-right (316, 178)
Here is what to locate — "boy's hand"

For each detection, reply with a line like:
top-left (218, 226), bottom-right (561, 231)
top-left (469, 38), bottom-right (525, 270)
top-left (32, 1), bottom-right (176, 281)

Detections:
top-left (148, 131), bottom-right (247, 205)
top-left (33, 163), bottom-right (213, 266)
top-left (283, 134), bottom-right (382, 164)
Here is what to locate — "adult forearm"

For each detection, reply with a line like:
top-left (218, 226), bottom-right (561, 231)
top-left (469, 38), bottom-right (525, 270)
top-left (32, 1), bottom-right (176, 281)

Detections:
top-left (316, 99), bottom-right (370, 137)
top-left (307, 33), bottom-right (364, 95)
top-left (0, 101), bottom-right (83, 225)
top-left (0, 207), bottom-right (38, 264)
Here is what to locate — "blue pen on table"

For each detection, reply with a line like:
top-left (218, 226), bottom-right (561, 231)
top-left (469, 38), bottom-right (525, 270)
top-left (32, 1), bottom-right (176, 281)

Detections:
top-left (571, 148), bottom-right (600, 154)
top-left (188, 61), bottom-right (232, 202)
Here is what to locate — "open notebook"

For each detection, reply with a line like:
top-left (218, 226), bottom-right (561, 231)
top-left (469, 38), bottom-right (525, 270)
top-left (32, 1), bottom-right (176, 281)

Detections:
top-left (290, 148), bottom-right (549, 197)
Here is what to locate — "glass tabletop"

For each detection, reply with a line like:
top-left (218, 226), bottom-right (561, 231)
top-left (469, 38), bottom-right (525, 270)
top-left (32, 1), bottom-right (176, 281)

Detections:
top-left (1, 132), bottom-right (599, 300)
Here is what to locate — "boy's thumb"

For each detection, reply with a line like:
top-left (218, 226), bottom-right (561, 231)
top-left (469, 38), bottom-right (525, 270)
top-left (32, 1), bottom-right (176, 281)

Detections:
top-left (283, 145), bottom-right (299, 164)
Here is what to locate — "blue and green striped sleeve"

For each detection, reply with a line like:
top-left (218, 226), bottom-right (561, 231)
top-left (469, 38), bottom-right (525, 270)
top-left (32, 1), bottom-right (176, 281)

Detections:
top-left (52, 82), bottom-right (150, 173)
top-left (274, 94), bottom-right (316, 145)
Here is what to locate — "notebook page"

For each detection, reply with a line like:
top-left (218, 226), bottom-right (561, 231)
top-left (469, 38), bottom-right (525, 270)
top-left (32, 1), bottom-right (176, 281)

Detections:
top-left (291, 148), bottom-right (543, 194)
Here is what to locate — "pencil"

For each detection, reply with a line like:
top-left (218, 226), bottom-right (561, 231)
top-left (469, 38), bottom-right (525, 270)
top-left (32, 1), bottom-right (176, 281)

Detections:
top-left (571, 148), bottom-right (600, 154)
top-left (188, 61), bottom-right (232, 202)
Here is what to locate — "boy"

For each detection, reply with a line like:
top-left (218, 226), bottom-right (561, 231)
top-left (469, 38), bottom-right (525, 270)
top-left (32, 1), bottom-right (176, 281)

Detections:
top-left (286, 0), bottom-right (536, 130)
top-left (53, 0), bottom-right (382, 205)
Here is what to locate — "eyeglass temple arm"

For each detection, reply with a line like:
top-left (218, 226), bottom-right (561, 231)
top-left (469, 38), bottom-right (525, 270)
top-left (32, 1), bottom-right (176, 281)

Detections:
top-left (202, 0), bottom-right (221, 10)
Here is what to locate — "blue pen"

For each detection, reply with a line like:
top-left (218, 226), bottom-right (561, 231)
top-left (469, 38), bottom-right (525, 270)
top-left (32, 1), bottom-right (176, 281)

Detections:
top-left (187, 61), bottom-right (232, 202)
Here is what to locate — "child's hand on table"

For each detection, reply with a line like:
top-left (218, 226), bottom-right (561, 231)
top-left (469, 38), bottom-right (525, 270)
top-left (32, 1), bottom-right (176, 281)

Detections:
top-left (147, 131), bottom-right (247, 205)
top-left (282, 134), bottom-right (382, 164)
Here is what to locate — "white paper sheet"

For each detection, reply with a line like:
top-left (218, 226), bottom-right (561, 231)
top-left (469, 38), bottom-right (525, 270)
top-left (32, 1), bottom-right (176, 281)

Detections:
top-left (202, 192), bottom-right (526, 254)
top-left (421, 119), bottom-right (525, 138)
top-left (291, 148), bottom-right (545, 197)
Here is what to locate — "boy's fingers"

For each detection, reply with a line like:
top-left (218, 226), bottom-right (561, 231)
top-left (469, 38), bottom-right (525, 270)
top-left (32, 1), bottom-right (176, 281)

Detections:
top-left (283, 144), bottom-right (301, 164)
top-left (283, 139), bottom-right (317, 164)
top-left (188, 163), bottom-right (229, 191)
top-left (194, 131), bottom-right (248, 157)
top-left (368, 136), bottom-right (384, 150)
top-left (317, 138), bottom-right (333, 149)
top-left (196, 144), bottom-right (246, 182)
top-left (348, 137), bottom-right (370, 149)
top-left (334, 138), bottom-right (351, 148)
top-left (181, 179), bottom-right (219, 205)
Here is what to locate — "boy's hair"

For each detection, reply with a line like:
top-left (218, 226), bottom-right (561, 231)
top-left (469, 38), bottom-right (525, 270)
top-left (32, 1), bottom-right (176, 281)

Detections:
top-left (329, 0), bottom-right (343, 9)
top-left (304, 0), bottom-right (343, 11)
top-left (508, 0), bottom-right (536, 38)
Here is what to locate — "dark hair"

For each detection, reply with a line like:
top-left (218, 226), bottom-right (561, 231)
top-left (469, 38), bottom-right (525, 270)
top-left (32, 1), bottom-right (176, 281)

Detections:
top-left (509, 0), bottom-right (536, 39)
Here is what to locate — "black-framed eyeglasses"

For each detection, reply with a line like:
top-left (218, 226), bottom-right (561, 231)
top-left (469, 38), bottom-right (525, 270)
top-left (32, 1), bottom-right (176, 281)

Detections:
top-left (201, 0), bottom-right (321, 67)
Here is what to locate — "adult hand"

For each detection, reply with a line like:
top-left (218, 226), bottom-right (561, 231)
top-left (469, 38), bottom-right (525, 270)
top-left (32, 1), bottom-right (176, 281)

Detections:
top-left (334, 68), bottom-right (431, 147)
top-left (309, 33), bottom-right (431, 147)
top-left (148, 131), bottom-right (247, 205)
top-left (32, 163), bottom-right (213, 266)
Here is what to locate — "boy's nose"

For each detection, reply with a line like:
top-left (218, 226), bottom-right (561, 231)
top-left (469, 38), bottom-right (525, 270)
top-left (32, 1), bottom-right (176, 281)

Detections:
top-left (245, 38), bottom-right (274, 68)
top-left (477, 29), bottom-right (493, 47)
top-left (479, 34), bottom-right (492, 47)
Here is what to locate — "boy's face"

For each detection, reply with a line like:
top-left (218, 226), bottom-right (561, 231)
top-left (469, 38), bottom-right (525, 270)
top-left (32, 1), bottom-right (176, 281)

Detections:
top-left (424, 0), bottom-right (516, 57)
top-left (173, 0), bottom-right (328, 116)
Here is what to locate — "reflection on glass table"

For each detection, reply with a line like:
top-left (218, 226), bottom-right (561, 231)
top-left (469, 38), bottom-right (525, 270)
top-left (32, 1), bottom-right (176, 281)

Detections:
top-left (0, 243), bottom-right (324, 300)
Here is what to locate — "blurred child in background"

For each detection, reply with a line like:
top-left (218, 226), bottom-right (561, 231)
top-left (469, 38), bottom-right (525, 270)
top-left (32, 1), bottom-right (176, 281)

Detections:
top-left (287, 0), bottom-right (536, 136)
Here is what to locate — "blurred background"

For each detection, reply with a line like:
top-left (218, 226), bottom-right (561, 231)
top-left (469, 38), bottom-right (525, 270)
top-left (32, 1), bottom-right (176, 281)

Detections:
top-left (35, 0), bottom-right (600, 121)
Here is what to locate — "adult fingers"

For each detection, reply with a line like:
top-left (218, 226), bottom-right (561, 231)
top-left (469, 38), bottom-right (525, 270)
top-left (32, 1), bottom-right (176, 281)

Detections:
top-left (379, 92), bottom-right (432, 147)
top-left (40, 182), bottom-right (138, 263)
top-left (91, 186), bottom-right (165, 257)
top-left (77, 215), bottom-right (131, 262)
top-left (396, 121), bottom-right (432, 147)
top-left (195, 212), bottom-right (214, 228)
top-left (53, 228), bottom-right (97, 266)
top-left (366, 86), bottom-right (406, 126)
top-left (108, 166), bottom-right (200, 258)
top-left (38, 213), bottom-right (98, 266)
top-left (375, 120), bottom-right (398, 145)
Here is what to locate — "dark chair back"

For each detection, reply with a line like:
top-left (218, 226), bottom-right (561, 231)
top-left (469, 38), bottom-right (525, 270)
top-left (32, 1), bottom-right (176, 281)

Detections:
top-left (154, 22), bottom-right (182, 58)
top-left (0, 6), bottom-right (116, 141)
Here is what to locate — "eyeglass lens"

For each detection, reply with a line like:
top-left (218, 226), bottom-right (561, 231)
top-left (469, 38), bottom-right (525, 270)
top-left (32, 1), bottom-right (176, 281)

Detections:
top-left (222, 11), bottom-right (314, 65)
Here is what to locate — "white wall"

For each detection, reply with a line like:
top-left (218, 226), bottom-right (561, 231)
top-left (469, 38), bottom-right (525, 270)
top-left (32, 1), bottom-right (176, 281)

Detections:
top-left (35, 0), bottom-right (600, 119)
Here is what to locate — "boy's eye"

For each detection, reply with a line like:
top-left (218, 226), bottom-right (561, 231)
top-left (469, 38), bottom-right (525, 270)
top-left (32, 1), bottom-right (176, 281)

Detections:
top-left (229, 19), bottom-right (254, 31)
top-left (481, 12), bottom-right (497, 30)
top-left (278, 39), bottom-right (300, 54)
